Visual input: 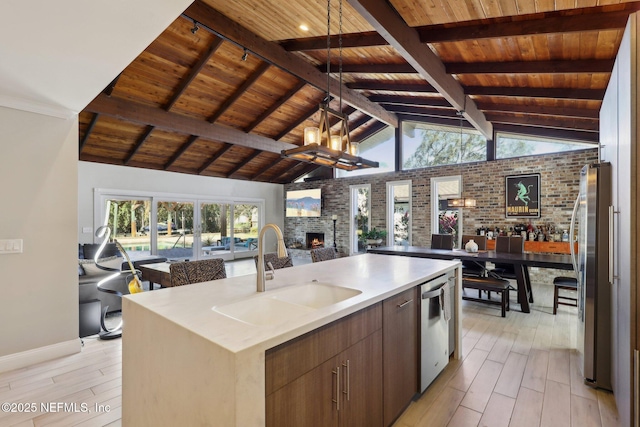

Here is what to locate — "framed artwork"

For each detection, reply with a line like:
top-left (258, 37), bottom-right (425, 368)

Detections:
top-left (505, 173), bottom-right (541, 218)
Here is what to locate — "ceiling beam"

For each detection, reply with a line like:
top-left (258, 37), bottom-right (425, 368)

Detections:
top-left (349, 115), bottom-right (373, 131)
top-left (198, 144), bottom-right (233, 174)
top-left (85, 94), bottom-right (297, 154)
top-left (446, 59), bottom-right (615, 75)
top-left (280, 31), bottom-right (386, 51)
top-left (346, 0), bottom-right (492, 139)
top-left (485, 112), bottom-right (598, 132)
top-left (227, 150), bottom-right (262, 177)
top-left (383, 105), bottom-right (458, 118)
top-left (494, 123), bottom-right (598, 143)
top-left (164, 135), bottom-right (199, 169)
top-left (368, 95), bottom-right (451, 108)
top-left (183, 1), bottom-right (398, 127)
top-left (290, 164), bottom-right (322, 182)
top-left (466, 86), bottom-right (605, 100)
top-left (273, 101), bottom-right (324, 141)
top-left (353, 121), bottom-right (388, 143)
top-left (275, 4), bottom-right (640, 50)
top-left (165, 37), bottom-right (224, 111)
top-left (327, 59), bottom-right (614, 75)
top-left (275, 161), bottom-right (310, 184)
top-left (208, 62), bottom-right (271, 123)
top-left (477, 102), bottom-right (599, 119)
top-left (418, 5), bottom-right (640, 44)
top-left (347, 81), bottom-right (437, 92)
top-left (79, 113), bottom-right (100, 153)
top-left (251, 157), bottom-right (283, 180)
top-left (125, 125), bottom-right (155, 165)
top-left (323, 63), bottom-right (416, 74)
top-left (244, 80), bottom-right (306, 132)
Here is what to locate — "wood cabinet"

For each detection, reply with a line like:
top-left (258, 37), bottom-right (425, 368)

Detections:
top-left (265, 303), bottom-right (383, 427)
top-left (382, 287), bottom-right (419, 426)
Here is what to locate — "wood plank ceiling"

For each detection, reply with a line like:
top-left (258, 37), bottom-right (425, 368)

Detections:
top-left (79, 0), bottom-right (640, 183)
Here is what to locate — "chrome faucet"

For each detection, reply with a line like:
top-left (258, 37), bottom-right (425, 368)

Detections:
top-left (257, 223), bottom-right (288, 292)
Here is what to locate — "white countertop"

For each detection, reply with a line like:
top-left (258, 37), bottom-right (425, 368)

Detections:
top-left (123, 253), bottom-right (460, 354)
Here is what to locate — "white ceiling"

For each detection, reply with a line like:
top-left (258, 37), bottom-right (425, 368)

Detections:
top-left (0, 0), bottom-right (193, 118)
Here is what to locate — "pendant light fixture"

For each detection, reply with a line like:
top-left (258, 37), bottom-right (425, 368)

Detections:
top-left (282, 0), bottom-right (378, 171)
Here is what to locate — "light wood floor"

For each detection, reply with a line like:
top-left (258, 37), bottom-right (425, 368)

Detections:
top-left (0, 274), bottom-right (619, 426)
top-left (394, 282), bottom-right (619, 427)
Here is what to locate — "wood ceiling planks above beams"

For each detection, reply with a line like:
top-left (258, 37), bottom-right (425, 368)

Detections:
top-left (79, 113), bottom-right (99, 153)
top-left (416, 5), bottom-right (640, 44)
top-left (198, 144), bottom-right (233, 174)
top-left (183, 1), bottom-right (398, 128)
top-left (346, 0), bottom-right (492, 139)
top-left (165, 135), bottom-right (199, 169)
top-left (226, 150), bottom-right (262, 178)
top-left (125, 125), bottom-right (154, 165)
top-left (279, 4), bottom-right (640, 51)
top-left (208, 61), bottom-right (271, 123)
top-left (86, 94), bottom-right (297, 154)
top-left (165, 37), bottom-right (224, 111)
top-left (244, 80), bottom-right (306, 132)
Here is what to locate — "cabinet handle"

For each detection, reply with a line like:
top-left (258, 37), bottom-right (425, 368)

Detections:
top-left (342, 360), bottom-right (350, 401)
top-left (332, 366), bottom-right (340, 411)
top-left (397, 298), bottom-right (413, 309)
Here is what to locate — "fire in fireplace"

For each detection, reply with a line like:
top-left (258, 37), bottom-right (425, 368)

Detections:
top-left (306, 232), bottom-right (325, 249)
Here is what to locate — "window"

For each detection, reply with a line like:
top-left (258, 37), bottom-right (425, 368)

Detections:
top-left (496, 133), bottom-right (593, 159)
top-left (386, 181), bottom-right (411, 246)
top-left (349, 184), bottom-right (371, 255)
top-left (103, 198), bottom-right (151, 257)
top-left (402, 121), bottom-right (486, 170)
top-left (430, 176), bottom-right (463, 248)
top-left (336, 126), bottom-right (395, 178)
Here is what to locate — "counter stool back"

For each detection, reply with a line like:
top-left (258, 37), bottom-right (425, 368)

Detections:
top-left (169, 258), bottom-right (227, 287)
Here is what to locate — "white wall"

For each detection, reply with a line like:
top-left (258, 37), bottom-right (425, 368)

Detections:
top-left (0, 107), bottom-right (78, 360)
top-left (78, 162), bottom-right (284, 248)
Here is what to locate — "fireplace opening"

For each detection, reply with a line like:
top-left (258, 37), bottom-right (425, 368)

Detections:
top-left (306, 232), bottom-right (325, 249)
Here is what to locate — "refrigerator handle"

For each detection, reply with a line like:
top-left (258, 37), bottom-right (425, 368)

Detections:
top-left (609, 205), bottom-right (615, 284)
top-left (569, 194), bottom-right (580, 280)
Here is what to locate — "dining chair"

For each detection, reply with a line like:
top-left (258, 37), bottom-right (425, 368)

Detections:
top-left (461, 235), bottom-right (487, 277)
top-left (169, 258), bottom-right (227, 287)
top-left (491, 236), bottom-right (523, 278)
top-left (431, 234), bottom-right (454, 250)
top-left (254, 253), bottom-right (294, 270)
top-left (311, 247), bottom-right (337, 262)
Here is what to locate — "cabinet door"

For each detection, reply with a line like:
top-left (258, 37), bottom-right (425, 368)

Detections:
top-left (382, 287), bottom-right (418, 426)
top-left (340, 329), bottom-right (383, 427)
top-left (266, 355), bottom-right (339, 427)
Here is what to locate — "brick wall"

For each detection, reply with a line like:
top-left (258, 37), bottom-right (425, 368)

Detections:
top-left (284, 149), bottom-right (598, 284)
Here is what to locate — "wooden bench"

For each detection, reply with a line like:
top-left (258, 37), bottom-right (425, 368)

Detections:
top-left (462, 277), bottom-right (511, 317)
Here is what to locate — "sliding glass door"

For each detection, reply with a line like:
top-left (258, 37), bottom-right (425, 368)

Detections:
top-left (96, 190), bottom-right (262, 261)
top-left (155, 200), bottom-right (195, 260)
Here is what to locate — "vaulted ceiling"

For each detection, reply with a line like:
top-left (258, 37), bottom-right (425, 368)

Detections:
top-left (79, 0), bottom-right (640, 183)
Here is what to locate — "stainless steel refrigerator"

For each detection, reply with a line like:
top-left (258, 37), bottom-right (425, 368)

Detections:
top-left (570, 162), bottom-right (612, 390)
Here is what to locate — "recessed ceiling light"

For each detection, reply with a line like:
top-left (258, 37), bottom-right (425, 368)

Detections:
top-left (299, 24), bottom-right (309, 32)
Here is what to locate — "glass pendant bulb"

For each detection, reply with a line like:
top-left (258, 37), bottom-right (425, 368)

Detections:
top-left (330, 135), bottom-right (342, 151)
top-left (304, 127), bottom-right (320, 145)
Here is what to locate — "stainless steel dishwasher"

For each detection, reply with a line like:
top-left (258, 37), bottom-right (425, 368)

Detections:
top-left (420, 271), bottom-right (455, 392)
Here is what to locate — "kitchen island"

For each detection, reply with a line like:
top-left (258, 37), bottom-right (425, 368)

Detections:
top-left (121, 253), bottom-right (460, 426)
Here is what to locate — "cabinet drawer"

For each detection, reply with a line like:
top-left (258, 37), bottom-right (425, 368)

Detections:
top-left (266, 302), bottom-right (382, 395)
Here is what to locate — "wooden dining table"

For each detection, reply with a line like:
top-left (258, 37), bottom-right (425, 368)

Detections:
top-left (368, 246), bottom-right (575, 313)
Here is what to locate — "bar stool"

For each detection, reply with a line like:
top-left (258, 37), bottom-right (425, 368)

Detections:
top-left (553, 276), bottom-right (578, 314)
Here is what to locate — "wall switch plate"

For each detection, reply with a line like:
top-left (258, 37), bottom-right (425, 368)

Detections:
top-left (0, 239), bottom-right (23, 254)
top-left (82, 227), bottom-right (93, 234)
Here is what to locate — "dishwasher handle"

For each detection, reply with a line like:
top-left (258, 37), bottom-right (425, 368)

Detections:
top-left (422, 286), bottom-right (444, 300)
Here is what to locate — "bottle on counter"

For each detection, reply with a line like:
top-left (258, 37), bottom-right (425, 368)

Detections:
top-left (562, 230), bottom-right (569, 242)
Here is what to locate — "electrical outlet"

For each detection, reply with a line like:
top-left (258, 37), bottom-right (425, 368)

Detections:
top-left (0, 239), bottom-right (23, 254)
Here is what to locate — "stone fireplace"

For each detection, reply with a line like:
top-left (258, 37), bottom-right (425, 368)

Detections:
top-left (305, 232), bottom-right (325, 249)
